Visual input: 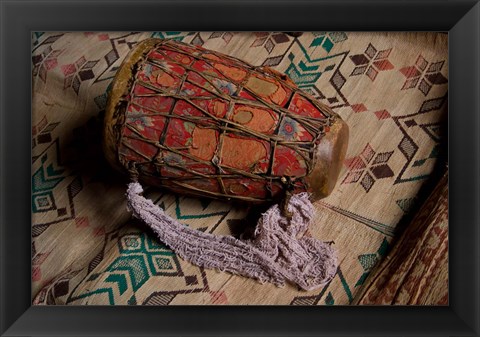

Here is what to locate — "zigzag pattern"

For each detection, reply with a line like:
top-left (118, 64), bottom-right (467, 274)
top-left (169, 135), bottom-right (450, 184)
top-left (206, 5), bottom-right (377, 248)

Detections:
top-left (32, 155), bottom-right (64, 194)
top-left (67, 232), bottom-right (185, 304)
top-left (393, 95), bottom-right (447, 184)
top-left (282, 40), bottom-right (350, 108)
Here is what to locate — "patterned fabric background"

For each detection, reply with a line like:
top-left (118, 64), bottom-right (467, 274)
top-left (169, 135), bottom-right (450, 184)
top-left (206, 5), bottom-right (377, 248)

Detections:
top-left (32, 32), bottom-right (448, 305)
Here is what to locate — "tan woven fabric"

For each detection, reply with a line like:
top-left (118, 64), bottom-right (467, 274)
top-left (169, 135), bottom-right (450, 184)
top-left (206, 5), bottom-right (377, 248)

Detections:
top-left (32, 32), bottom-right (448, 305)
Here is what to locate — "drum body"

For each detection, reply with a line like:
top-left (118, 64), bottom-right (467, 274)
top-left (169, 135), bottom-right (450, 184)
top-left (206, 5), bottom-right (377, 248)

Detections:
top-left (104, 38), bottom-right (348, 203)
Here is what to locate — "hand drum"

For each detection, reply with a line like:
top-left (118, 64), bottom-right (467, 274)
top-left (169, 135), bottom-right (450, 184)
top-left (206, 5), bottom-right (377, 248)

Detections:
top-left (103, 38), bottom-right (349, 203)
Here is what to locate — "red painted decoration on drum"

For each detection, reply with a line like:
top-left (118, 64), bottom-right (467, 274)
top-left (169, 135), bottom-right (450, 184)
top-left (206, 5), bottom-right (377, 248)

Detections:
top-left (104, 38), bottom-right (349, 203)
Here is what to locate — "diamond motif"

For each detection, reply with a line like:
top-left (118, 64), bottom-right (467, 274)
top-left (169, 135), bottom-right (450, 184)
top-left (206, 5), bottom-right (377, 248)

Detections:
top-left (349, 43), bottom-right (394, 81)
top-left (358, 254), bottom-right (377, 271)
top-left (400, 54), bottom-right (447, 96)
top-left (155, 257), bottom-right (174, 270)
top-left (342, 144), bottom-right (395, 193)
top-left (398, 136), bottom-right (417, 160)
top-left (120, 235), bottom-right (142, 252)
top-left (361, 172), bottom-right (375, 192)
top-left (374, 109), bottom-right (391, 120)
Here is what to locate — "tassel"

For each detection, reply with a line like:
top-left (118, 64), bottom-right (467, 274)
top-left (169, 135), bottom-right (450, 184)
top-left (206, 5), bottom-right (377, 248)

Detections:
top-left (126, 182), bottom-right (338, 291)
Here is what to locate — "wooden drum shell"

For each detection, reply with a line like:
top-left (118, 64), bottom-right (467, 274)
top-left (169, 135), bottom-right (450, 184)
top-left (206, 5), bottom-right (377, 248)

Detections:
top-left (104, 38), bottom-right (348, 203)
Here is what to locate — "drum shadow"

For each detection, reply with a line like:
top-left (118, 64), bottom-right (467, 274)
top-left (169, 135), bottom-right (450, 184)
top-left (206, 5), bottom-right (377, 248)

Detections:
top-left (60, 110), bottom-right (126, 188)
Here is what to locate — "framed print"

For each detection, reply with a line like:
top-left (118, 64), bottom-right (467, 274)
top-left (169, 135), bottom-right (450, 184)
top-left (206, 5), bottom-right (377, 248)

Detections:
top-left (1, 0), bottom-right (479, 336)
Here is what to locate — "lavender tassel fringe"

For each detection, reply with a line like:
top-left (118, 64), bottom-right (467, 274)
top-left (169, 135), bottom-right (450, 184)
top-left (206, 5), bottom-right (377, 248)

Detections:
top-left (126, 182), bottom-right (338, 291)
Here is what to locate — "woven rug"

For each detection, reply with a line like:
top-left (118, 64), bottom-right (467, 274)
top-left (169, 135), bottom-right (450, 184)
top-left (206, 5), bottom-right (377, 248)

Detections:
top-left (32, 32), bottom-right (448, 305)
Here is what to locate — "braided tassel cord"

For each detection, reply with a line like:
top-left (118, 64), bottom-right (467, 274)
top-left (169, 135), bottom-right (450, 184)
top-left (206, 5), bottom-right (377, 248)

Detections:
top-left (126, 182), bottom-right (338, 291)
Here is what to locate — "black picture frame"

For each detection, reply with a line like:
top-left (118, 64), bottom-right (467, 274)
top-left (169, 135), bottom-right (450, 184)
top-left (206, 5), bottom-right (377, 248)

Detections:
top-left (1, 0), bottom-right (479, 336)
